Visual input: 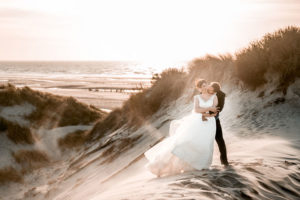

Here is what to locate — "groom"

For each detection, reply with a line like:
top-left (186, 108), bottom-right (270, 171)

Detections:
top-left (209, 82), bottom-right (229, 166)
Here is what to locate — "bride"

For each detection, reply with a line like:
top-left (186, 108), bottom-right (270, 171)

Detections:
top-left (144, 79), bottom-right (218, 177)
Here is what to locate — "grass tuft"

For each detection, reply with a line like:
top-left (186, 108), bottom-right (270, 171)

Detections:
top-left (0, 117), bottom-right (35, 144)
top-left (12, 150), bottom-right (50, 172)
top-left (58, 130), bottom-right (88, 150)
top-left (188, 54), bottom-right (234, 83)
top-left (123, 68), bottom-right (187, 127)
top-left (0, 84), bottom-right (105, 128)
top-left (0, 167), bottom-right (23, 184)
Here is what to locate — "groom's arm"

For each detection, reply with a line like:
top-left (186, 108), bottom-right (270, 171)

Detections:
top-left (217, 92), bottom-right (225, 112)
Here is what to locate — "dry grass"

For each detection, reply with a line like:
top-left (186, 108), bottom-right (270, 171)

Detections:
top-left (188, 26), bottom-right (300, 92)
top-left (0, 117), bottom-right (35, 144)
top-left (12, 150), bottom-right (49, 173)
top-left (188, 54), bottom-right (234, 83)
top-left (58, 97), bottom-right (102, 127)
top-left (89, 68), bottom-right (187, 139)
top-left (0, 84), bottom-right (105, 128)
top-left (122, 68), bottom-right (187, 127)
top-left (235, 26), bottom-right (300, 90)
top-left (0, 167), bottom-right (23, 184)
top-left (58, 130), bottom-right (88, 150)
top-left (89, 108), bottom-right (126, 140)
top-left (88, 68), bottom-right (187, 139)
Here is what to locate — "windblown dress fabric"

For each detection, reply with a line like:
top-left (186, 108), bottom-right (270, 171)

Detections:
top-left (144, 94), bottom-right (216, 176)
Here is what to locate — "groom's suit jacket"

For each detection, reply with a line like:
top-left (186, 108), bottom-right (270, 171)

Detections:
top-left (215, 91), bottom-right (225, 119)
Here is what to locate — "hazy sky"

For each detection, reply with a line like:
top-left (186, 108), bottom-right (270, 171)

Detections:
top-left (0, 0), bottom-right (299, 62)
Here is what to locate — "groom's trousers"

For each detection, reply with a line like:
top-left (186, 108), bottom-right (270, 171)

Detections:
top-left (215, 118), bottom-right (229, 165)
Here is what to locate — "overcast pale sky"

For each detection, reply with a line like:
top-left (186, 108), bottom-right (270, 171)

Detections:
top-left (0, 0), bottom-right (299, 62)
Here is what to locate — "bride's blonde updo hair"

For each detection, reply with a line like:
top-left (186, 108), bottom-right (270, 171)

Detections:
top-left (195, 79), bottom-right (207, 88)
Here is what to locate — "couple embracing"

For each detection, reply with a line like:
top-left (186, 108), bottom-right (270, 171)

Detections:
top-left (144, 79), bottom-right (229, 177)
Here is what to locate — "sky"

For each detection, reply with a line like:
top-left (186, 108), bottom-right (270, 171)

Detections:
top-left (0, 0), bottom-right (299, 62)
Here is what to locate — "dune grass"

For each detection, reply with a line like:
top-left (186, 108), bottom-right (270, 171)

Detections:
top-left (12, 150), bottom-right (49, 173)
top-left (58, 97), bottom-right (102, 127)
top-left (0, 84), bottom-right (106, 160)
top-left (122, 68), bottom-right (187, 126)
top-left (0, 167), bottom-right (23, 184)
top-left (0, 85), bottom-right (104, 144)
top-left (0, 117), bottom-right (35, 144)
top-left (89, 108), bottom-right (126, 140)
top-left (188, 54), bottom-right (234, 83)
top-left (0, 84), bottom-right (105, 128)
top-left (235, 26), bottom-right (300, 91)
top-left (189, 26), bottom-right (300, 92)
top-left (58, 130), bottom-right (88, 150)
top-left (89, 68), bottom-right (187, 138)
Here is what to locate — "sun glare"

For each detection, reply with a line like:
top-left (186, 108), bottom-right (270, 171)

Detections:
top-left (0, 0), bottom-right (299, 61)
top-left (73, 0), bottom-right (248, 62)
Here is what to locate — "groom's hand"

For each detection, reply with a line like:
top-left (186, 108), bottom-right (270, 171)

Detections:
top-left (211, 113), bottom-right (217, 117)
top-left (209, 107), bottom-right (218, 113)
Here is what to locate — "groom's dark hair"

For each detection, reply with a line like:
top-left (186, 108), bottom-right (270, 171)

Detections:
top-left (211, 81), bottom-right (226, 97)
top-left (211, 82), bottom-right (221, 92)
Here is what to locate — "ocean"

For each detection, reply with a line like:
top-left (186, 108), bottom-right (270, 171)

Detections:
top-left (0, 61), bottom-right (186, 78)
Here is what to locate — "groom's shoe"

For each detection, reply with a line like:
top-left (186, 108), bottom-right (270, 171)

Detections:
top-left (221, 157), bottom-right (229, 166)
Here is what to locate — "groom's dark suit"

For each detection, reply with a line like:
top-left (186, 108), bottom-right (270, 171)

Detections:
top-left (215, 91), bottom-right (229, 165)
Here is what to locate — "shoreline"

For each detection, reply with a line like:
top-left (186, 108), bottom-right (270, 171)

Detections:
top-left (0, 74), bottom-right (152, 111)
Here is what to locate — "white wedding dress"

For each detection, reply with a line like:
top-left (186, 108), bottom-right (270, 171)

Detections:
top-left (144, 94), bottom-right (216, 176)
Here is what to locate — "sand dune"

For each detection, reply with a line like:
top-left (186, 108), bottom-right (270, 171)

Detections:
top-left (1, 80), bottom-right (299, 200)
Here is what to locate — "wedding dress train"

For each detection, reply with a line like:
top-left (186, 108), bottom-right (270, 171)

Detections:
top-left (144, 94), bottom-right (216, 176)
